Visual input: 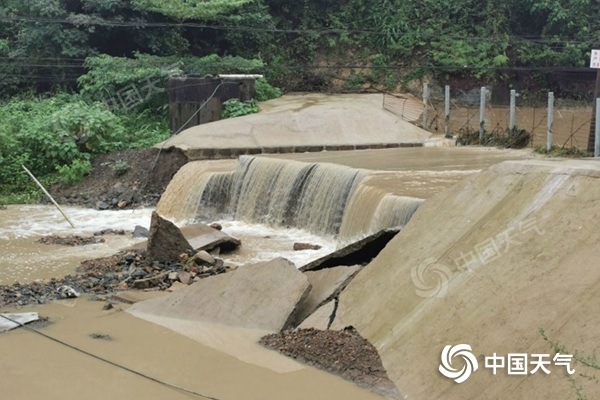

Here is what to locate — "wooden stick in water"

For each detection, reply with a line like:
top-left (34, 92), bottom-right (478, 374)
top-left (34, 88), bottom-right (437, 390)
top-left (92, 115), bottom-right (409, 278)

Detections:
top-left (21, 165), bottom-right (76, 229)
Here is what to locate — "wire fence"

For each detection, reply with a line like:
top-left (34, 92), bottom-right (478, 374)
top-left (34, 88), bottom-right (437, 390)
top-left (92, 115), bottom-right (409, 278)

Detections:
top-left (383, 89), bottom-right (594, 150)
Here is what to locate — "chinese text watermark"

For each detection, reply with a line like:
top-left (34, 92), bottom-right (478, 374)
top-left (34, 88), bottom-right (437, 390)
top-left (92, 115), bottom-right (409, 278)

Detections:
top-left (439, 344), bottom-right (574, 383)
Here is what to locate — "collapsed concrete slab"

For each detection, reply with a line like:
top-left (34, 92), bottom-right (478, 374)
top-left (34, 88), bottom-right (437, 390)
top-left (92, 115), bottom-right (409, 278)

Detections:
top-left (292, 265), bottom-right (361, 327)
top-left (300, 229), bottom-right (399, 272)
top-left (127, 257), bottom-right (311, 332)
top-left (298, 301), bottom-right (336, 330)
top-left (180, 223), bottom-right (241, 253)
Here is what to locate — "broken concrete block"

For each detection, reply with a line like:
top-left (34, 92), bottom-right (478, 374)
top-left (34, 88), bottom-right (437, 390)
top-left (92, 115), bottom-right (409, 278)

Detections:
top-left (194, 250), bottom-right (215, 265)
top-left (128, 257), bottom-right (311, 332)
top-left (298, 301), bottom-right (336, 330)
top-left (292, 265), bottom-right (361, 327)
top-left (180, 223), bottom-right (241, 253)
top-left (300, 228), bottom-right (399, 272)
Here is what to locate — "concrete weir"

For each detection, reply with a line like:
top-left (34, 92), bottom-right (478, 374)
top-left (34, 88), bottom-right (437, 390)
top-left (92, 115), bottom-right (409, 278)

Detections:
top-left (331, 159), bottom-right (600, 399)
top-left (157, 156), bottom-right (423, 243)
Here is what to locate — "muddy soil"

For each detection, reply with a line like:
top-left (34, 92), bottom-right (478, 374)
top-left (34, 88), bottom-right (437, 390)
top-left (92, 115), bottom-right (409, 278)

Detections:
top-left (48, 147), bottom-right (187, 209)
top-left (260, 327), bottom-right (401, 399)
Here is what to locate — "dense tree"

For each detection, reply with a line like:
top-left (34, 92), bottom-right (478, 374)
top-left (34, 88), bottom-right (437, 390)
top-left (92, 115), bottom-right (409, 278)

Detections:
top-left (1, 0), bottom-right (599, 95)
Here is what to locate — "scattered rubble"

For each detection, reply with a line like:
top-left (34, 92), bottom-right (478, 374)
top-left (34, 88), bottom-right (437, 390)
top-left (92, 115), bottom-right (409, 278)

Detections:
top-left (132, 225), bottom-right (149, 238)
top-left (89, 332), bottom-right (112, 340)
top-left (209, 223), bottom-right (222, 231)
top-left (293, 242), bottom-right (322, 251)
top-left (260, 327), bottom-right (401, 399)
top-left (94, 229), bottom-right (126, 236)
top-left (37, 235), bottom-right (105, 246)
top-left (0, 248), bottom-right (233, 308)
top-left (37, 229), bottom-right (129, 246)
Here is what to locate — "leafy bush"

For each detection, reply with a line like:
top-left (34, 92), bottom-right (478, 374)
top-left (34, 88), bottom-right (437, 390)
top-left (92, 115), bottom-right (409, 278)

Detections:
top-left (222, 99), bottom-right (259, 118)
top-left (111, 160), bottom-right (130, 177)
top-left (0, 93), bottom-right (169, 200)
top-left (344, 74), bottom-right (367, 91)
top-left (254, 78), bottom-right (282, 102)
top-left (78, 53), bottom-right (264, 105)
top-left (55, 157), bottom-right (92, 185)
top-left (456, 127), bottom-right (531, 149)
top-left (534, 145), bottom-right (590, 158)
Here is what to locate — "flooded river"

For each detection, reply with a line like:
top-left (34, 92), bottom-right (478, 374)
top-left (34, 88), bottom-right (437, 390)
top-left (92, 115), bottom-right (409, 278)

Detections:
top-left (0, 146), bottom-right (535, 400)
top-left (0, 146), bottom-right (531, 285)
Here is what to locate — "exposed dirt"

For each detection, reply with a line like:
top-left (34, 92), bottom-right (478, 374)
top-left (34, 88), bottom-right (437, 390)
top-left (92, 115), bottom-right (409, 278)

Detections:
top-left (260, 327), bottom-right (401, 399)
top-left (49, 147), bottom-right (187, 209)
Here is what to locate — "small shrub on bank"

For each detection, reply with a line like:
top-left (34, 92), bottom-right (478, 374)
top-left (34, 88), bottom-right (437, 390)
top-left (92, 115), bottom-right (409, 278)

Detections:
top-left (111, 160), bottom-right (130, 177)
top-left (456, 127), bottom-right (531, 149)
top-left (534, 145), bottom-right (590, 158)
top-left (254, 78), bottom-right (282, 102)
top-left (222, 98), bottom-right (260, 119)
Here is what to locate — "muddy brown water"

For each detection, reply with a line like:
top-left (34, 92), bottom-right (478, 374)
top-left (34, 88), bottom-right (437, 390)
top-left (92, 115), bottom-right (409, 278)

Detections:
top-left (0, 146), bottom-right (535, 399)
top-left (0, 299), bottom-right (384, 400)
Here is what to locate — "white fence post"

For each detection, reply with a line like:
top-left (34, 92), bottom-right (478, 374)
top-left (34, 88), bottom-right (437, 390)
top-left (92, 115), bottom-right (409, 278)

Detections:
top-left (422, 83), bottom-right (429, 130)
top-left (479, 87), bottom-right (486, 144)
top-left (547, 92), bottom-right (554, 151)
top-left (595, 98), bottom-right (600, 157)
top-left (509, 89), bottom-right (517, 133)
top-left (444, 85), bottom-right (451, 138)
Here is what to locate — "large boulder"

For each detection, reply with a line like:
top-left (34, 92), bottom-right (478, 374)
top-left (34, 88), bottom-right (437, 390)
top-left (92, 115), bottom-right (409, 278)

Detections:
top-left (146, 212), bottom-right (193, 263)
top-left (128, 257), bottom-right (311, 332)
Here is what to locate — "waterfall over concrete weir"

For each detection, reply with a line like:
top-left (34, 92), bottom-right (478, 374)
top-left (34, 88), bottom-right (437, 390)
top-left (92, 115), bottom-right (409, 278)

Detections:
top-left (157, 156), bottom-right (424, 242)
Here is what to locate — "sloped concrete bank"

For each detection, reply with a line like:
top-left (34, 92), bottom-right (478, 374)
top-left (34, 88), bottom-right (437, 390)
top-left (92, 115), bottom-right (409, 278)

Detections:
top-left (331, 159), bottom-right (600, 399)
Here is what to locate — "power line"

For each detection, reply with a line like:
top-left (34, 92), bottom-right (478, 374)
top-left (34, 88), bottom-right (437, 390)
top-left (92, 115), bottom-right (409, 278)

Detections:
top-left (0, 15), bottom-right (595, 46)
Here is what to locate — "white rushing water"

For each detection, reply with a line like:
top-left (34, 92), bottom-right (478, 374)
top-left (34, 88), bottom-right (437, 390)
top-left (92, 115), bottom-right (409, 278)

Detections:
top-left (0, 205), bottom-right (154, 240)
top-left (0, 205), bottom-right (335, 284)
top-left (0, 205), bottom-right (154, 284)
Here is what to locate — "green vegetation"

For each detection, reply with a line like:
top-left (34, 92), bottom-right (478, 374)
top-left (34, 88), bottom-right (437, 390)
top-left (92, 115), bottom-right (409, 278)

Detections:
top-left (1, 0), bottom-right (598, 96)
top-left (254, 78), bottom-right (282, 102)
top-left (534, 145), bottom-right (591, 158)
top-left (539, 328), bottom-right (600, 400)
top-left (0, 94), bottom-right (170, 202)
top-left (221, 98), bottom-right (259, 119)
top-left (111, 160), bottom-right (130, 177)
top-left (456, 127), bottom-right (532, 149)
top-left (0, 0), bottom-right (598, 201)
